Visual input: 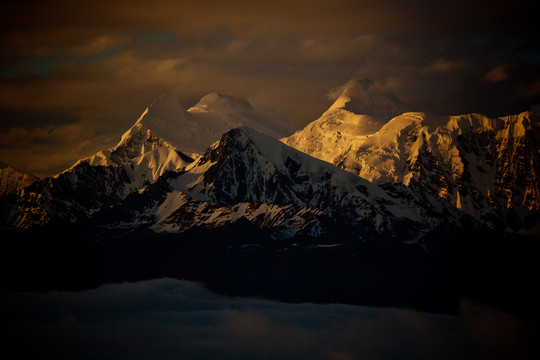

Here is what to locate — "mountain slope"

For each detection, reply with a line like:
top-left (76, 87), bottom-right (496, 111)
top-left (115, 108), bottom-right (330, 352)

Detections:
top-left (1, 96), bottom-right (194, 229)
top-left (0, 161), bottom-right (39, 196)
top-left (186, 92), bottom-right (295, 155)
top-left (284, 107), bottom-right (540, 236)
top-left (71, 95), bottom-right (194, 189)
top-left (1, 162), bottom-right (132, 228)
top-left (282, 78), bottom-right (408, 164)
top-left (1, 93), bottom-right (296, 230)
top-left (117, 92), bottom-right (295, 159)
top-left (101, 126), bottom-right (464, 241)
top-left (325, 77), bottom-right (409, 120)
top-left (73, 93), bottom-right (295, 187)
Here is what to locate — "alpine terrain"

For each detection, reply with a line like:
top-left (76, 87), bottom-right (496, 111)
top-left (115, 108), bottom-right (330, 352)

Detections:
top-left (283, 78), bottom-right (540, 237)
top-left (94, 126), bottom-right (463, 241)
top-left (0, 161), bottom-right (39, 196)
top-left (0, 93), bottom-right (295, 229)
top-left (1, 83), bottom-right (538, 315)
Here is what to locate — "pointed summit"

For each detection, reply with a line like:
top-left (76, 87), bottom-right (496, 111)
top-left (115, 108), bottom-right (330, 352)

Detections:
top-left (282, 78), bottom-right (409, 164)
top-left (122, 94), bottom-right (191, 151)
top-left (66, 91), bottom-right (296, 189)
top-left (121, 92), bottom-right (294, 159)
top-left (146, 94), bottom-right (188, 118)
top-left (187, 92), bottom-right (295, 142)
top-left (326, 77), bottom-right (409, 120)
top-left (71, 94), bottom-right (194, 186)
top-left (0, 161), bottom-right (39, 196)
top-left (145, 126), bottom-right (460, 240)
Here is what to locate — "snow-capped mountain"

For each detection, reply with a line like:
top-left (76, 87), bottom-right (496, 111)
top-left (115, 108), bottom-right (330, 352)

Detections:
top-left (98, 127), bottom-right (463, 240)
top-left (71, 95), bottom-right (195, 192)
top-left (0, 92), bottom-right (300, 230)
top-left (2, 84), bottom-right (537, 320)
top-left (117, 92), bottom-right (294, 160)
top-left (1, 163), bottom-right (134, 228)
top-left (72, 93), bottom-right (295, 189)
top-left (0, 161), bottom-right (39, 196)
top-left (1, 93), bottom-right (294, 229)
top-left (2, 83), bottom-right (536, 240)
top-left (325, 77), bottom-right (409, 120)
top-left (282, 79), bottom-right (540, 236)
top-left (282, 78), bottom-right (408, 164)
top-left (185, 92), bottom-right (295, 155)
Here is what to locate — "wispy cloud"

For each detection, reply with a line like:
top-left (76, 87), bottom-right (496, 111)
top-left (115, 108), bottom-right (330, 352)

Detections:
top-left (2, 279), bottom-right (536, 360)
top-left (1, 0), bottom-right (538, 176)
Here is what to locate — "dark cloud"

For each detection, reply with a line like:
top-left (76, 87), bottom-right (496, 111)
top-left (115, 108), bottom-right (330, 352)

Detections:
top-left (0, 106), bottom-right (83, 130)
top-left (2, 279), bottom-right (537, 360)
top-left (1, 0), bottom-right (538, 176)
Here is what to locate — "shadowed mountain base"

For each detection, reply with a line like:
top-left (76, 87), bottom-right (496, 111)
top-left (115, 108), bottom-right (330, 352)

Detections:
top-left (1, 224), bottom-right (538, 317)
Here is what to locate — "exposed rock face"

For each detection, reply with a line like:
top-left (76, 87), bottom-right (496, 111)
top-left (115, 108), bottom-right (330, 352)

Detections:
top-left (0, 161), bottom-right (39, 196)
top-left (3, 86), bottom-right (538, 240)
top-left (284, 107), bottom-right (540, 236)
top-left (105, 127), bottom-right (463, 241)
top-left (1, 163), bottom-right (132, 228)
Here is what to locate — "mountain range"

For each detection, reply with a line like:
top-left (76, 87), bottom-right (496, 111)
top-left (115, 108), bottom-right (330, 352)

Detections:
top-left (1, 79), bottom-right (539, 241)
top-left (283, 78), bottom-right (540, 237)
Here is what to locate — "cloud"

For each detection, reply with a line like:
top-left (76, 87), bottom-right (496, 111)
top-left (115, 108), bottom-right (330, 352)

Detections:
top-left (1, 278), bottom-right (537, 360)
top-left (422, 58), bottom-right (470, 76)
top-left (0, 117), bottom-right (117, 177)
top-left (484, 64), bottom-right (511, 83)
top-left (518, 79), bottom-right (540, 98)
top-left (70, 35), bottom-right (127, 57)
top-left (1, 0), bottom-right (538, 176)
top-left (0, 105), bottom-right (82, 130)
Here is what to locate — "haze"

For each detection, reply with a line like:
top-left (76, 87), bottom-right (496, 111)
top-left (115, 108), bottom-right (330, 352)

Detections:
top-left (1, 0), bottom-right (538, 177)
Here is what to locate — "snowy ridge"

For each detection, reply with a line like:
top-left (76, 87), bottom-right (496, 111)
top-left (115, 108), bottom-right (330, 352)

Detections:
top-left (282, 78), bottom-right (408, 165)
top-left (0, 161), bottom-right (39, 196)
top-left (1, 93), bottom-right (296, 230)
top-left (285, 106), bottom-right (540, 236)
top-left (157, 202), bottom-right (327, 240)
top-left (176, 126), bottom-right (392, 207)
top-left (67, 93), bottom-right (295, 191)
top-left (325, 78), bottom-right (409, 119)
top-left (2, 124), bottom-right (464, 238)
top-left (68, 95), bottom-right (194, 190)
top-left (185, 92), bottom-right (295, 156)
top-left (100, 182), bottom-right (329, 239)
top-left (147, 192), bottom-right (328, 239)
top-left (128, 93), bottom-right (294, 158)
top-left (2, 162), bottom-right (132, 228)
top-left (72, 123), bottom-right (192, 193)
top-left (4, 83), bottom-right (532, 240)
top-left (109, 126), bottom-right (463, 240)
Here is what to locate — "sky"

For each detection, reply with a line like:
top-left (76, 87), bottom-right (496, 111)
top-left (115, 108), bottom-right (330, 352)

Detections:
top-left (1, 0), bottom-right (539, 177)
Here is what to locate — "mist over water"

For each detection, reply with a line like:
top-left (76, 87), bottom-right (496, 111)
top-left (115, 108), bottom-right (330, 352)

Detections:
top-left (1, 278), bottom-right (537, 360)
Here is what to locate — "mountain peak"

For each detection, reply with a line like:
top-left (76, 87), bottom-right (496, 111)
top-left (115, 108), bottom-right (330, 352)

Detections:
top-left (182, 125), bottom-right (392, 209)
top-left (281, 78), bottom-right (407, 164)
top-left (90, 91), bottom-right (294, 171)
top-left (326, 77), bottom-right (409, 120)
top-left (0, 160), bottom-right (40, 196)
top-left (146, 94), bottom-right (187, 115)
top-left (130, 95), bottom-right (190, 147)
top-left (70, 94), bottom-right (194, 185)
top-left (190, 92), bottom-right (254, 113)
top-left (187, 92), bottom-right (295, 143)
